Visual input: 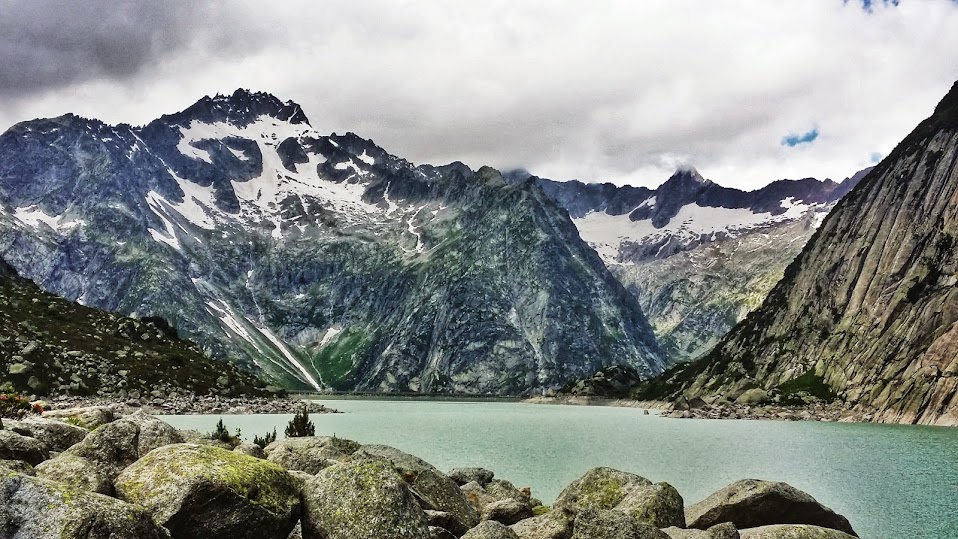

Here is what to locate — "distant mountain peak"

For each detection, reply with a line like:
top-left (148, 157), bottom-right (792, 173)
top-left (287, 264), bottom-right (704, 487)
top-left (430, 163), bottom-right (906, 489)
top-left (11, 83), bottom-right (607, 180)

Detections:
top-left (674, 165), bottom-right (703, 177)
top-left (658, 166), bottom-right (712, 195)
top-left (158, 88), bottom-right (310, 129)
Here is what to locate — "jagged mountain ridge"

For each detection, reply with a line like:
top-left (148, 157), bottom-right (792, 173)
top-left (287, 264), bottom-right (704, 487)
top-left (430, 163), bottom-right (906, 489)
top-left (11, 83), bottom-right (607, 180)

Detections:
top-left (0, 89), bottom-right (665, 394)
top-left (508, 167), bottom-right (867, 361)
top-left (514, 166), bottom-right (865, 264)
top-left (637, 81), bottom-right (958, 426)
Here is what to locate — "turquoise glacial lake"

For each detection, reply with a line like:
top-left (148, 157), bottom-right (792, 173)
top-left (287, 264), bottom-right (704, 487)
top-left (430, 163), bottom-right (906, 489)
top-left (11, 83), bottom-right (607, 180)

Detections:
top-left (161, 399), bottom-right (958, 539)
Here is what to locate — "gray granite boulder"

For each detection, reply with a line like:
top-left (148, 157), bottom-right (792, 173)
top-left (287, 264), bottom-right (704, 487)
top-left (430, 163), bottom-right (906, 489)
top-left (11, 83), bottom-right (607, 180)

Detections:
top-left (463, 520), bottom-right (520, 539)
top-left (0, 469), bottom-right (170, 539)
top-left (554, 468), bottom-right (652, 514)
top-left (300, 458), bottom-right (431, 539)
top-left (426, 509), bottom-right (471, 537)
top-left (738, 525), bottom-right (857, 539)
top-left (616, 482), bottom-right (685, 528)
top-left (571, 509), bottom-right (670, 539)
top-left (449, 467), bottom-right (495, 487)
top-left (35, 453), bottom-right (116, 495)
top-left (234, 442), bottom-right (266, 459)
top-left (42, 406), bottom-right (114, 429)
top-left (686, 480), bottom-right (856, 537)
top-left (352, 443), bottom-right (440, 481)
top-left (414, 468), bottom-right (481, 528)
top-left (511, 512), bottom-right (573, 539)
top-left (0, 429), bottom-right (47, 465)
top-left (264, 436), bottom-right (359, 474)
top-left (114, 443), bottom-right (301, 539)
top-left (482, 498), bottom-right (534, 525)
top-left (664, 522), bottom-right (739, 539)
top-left (0, 459), bottom-right (35, 476)
top-left (3, 417), bottom-right (88, 452)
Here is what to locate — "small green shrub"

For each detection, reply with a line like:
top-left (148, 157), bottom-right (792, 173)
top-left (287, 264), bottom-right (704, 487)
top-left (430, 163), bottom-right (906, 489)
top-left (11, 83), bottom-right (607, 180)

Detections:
top-left (285, 405), bottom-right (315, 437)
top-left (253, 428), bottom-right (277, 448)
top-left (209, 417), bottom-right (242, 446)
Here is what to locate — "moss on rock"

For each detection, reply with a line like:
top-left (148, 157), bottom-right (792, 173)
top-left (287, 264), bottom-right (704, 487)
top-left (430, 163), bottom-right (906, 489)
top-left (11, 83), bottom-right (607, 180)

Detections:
top-left (301, 458), bottom-right (431, 539)
top-left (114, 443), bottom-right (300, 539)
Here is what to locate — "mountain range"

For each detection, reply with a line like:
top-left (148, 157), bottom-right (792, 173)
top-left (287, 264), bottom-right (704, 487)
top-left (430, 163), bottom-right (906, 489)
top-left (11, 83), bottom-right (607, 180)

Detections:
top-left (0, 89), bottom-right (665, 394)
top-left (509, 166), bottom-right (868, 360)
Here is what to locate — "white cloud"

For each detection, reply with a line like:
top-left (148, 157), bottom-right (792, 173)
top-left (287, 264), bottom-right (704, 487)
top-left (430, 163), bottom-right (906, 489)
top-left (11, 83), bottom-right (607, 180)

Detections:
top-left (2, 0), bottom-right (957, 190)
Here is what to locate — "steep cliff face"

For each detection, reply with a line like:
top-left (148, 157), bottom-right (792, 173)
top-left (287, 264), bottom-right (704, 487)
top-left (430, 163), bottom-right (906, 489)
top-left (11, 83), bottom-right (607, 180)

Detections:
top-left (514, 168), bottom-right (866, 362)
top-left (0, 89), bottom-right (664, 393)
top-left (644, 81), bottom-right (958, 426)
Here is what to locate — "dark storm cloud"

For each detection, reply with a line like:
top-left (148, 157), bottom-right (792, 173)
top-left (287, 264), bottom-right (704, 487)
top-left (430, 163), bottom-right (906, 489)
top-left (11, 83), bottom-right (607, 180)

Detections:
top-left (2, 0), bottom-right (958, 189)
top-left (0, 1), bottom-right (253, 98)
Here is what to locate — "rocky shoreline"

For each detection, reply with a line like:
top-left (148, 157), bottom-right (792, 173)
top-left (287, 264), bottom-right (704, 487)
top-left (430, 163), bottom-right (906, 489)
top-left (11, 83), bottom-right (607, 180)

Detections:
top-left (0, 409), bottom-right (861, 539)
top-left (523, 395), bottom-right (884, 425)
top-left (37, 394), bottom-right (340, 416)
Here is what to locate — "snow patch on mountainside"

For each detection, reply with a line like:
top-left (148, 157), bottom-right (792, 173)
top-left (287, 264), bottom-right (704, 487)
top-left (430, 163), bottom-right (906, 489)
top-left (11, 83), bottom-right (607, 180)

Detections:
top-left (13, 206), bottom-right (85, 232)
top-left (575, 198), bottom-right (828, 264)
top-left (145, 192), bottom-right (184, 251)
top-left (168, 170), bottom-right (217, 229)
top-left (172, 115), bottom-right (391, 235)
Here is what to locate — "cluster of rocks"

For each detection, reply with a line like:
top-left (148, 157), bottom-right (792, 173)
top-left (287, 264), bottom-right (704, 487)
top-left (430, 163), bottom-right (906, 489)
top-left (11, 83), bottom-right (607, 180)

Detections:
top-left (662, 397), bottom-right (877, 424)
top-left (38, 396), bottom-right (339, 417)
top-left (0, 409), bottom-right (861, 539)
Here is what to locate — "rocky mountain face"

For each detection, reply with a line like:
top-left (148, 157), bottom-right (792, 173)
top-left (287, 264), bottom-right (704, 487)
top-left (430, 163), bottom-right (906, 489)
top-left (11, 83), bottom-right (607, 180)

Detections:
top-left (0, 254), bottom-right (265, 398)
top-left (509, 167), bottom-right (867, 361)
top-left (637, 81), bottom-right (958, 426)
top-left (0, 89), bottom-right (664, 394)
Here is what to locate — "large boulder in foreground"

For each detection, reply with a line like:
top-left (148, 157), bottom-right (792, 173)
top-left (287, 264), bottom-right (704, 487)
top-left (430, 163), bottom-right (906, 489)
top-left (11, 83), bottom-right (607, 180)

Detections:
top-left (301, 459), bottom-right (432, 539)
top-left (616, 482), bottom-right (685, 528)
top-left (0, 470), bottom-right (170, 539)
top-left (0, 430), bottom-right (47, 465)
top-left (571, 509), bottom-right (670, 539)
top-left (123, 410), bottom-right (184, 456)
top-left (35, 453), bottom-right (116, 495)
top-left (738, 525), bottom-right (857, 539)
top-left (686, 480), bottom-right (856, 537)
top-left (264, 436), bottom-right (359, 474)
top-left (554, 467), bottom-right (653, 515)
top-left (352, 443), bottom-right (441, 480)
top-left (114, 443), bottom-right (300, 539)
top-left (414, 468), bottom-right (481, 528)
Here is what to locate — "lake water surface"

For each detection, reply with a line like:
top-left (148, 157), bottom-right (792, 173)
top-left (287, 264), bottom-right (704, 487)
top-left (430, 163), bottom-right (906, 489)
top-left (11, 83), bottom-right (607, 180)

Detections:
top-left (161, 399), bottom-right (958, 539)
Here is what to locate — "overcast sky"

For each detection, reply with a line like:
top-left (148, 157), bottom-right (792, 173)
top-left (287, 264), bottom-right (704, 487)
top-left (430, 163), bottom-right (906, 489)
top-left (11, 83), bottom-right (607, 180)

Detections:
top-left (2, 0), bottom-right (957, 190)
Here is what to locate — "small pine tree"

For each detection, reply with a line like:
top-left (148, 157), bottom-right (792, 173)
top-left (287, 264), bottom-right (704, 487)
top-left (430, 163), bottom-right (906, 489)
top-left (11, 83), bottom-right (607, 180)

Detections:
top-left (253, 428), bottom-right (277, 448)
top-left (285, 405), bottom-right (315, 437)
top-left (209, 418), bottom-right (243, 447)
top-left (211, 418), bottom-right (230, 442)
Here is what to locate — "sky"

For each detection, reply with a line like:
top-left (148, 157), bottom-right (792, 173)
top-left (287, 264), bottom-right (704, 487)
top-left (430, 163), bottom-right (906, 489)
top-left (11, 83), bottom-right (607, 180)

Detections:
top-left (1, 0), bottom-right (957, 190)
